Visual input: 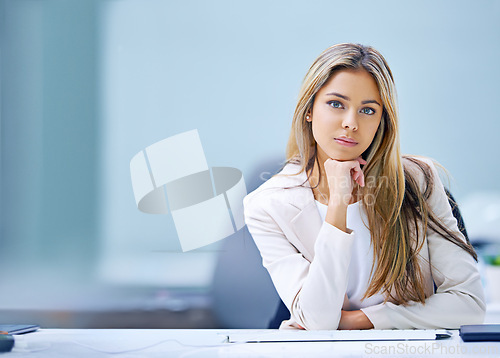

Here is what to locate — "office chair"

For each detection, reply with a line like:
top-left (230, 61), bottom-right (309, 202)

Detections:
top-left (267, 188), bottom-right (470, 329)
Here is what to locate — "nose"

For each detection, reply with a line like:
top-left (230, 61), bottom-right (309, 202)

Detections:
top-left (342, 110), bottom-right (358, 131)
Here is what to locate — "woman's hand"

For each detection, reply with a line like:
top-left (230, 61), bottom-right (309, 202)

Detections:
top-left (323, 156), bottom-right (367, 207)
top-left (338, 310), bottom-right (374, 330)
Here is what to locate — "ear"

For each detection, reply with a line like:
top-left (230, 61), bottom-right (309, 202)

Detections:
top-left (306, 112), bottom-right (312, 122)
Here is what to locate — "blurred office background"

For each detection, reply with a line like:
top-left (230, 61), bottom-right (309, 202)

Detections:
top-left (1, 0), bottom-right (500, 328)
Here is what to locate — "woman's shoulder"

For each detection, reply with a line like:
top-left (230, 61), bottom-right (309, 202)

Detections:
top-left (243, 161), bottom-right (309, 209)
top-left (402, 155), bottom-right (439, 179)
top-left (402, 154), bottom-right (435, 169)
top-left (402, 154), bottom-right (446, 197)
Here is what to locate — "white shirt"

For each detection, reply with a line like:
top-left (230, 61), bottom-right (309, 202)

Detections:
top-left (315, 200), bottom-right (385, 310)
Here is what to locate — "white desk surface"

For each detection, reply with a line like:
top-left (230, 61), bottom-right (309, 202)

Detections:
top-left (8, 329), bottom-right (500, 358)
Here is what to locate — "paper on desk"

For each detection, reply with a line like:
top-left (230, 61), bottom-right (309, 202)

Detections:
top-left (226, 329), bottom-right (453, 343)
top-left (130, 129), bottom-right (247, 251)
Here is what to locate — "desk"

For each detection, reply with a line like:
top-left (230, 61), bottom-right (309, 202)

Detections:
top-left (8, 329), bottom-right (500, 357)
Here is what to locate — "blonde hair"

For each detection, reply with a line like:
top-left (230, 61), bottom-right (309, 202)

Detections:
top-left (284, 43), bottom-right (477, 305)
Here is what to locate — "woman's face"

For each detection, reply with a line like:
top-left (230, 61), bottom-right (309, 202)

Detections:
top-left (307, 68), bottom-right (383, 164)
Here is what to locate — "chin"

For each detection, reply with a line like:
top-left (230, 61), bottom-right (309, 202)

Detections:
top-left (327, 152), bottom-right (362, 162)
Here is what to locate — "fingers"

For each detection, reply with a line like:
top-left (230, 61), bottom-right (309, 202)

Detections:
top-left (357, 172), bottom-right (365, 187)
top-left (352, 167), bottom-right (365, 187)
top-left (356, 156), bottom-right (367, 166)
top-left (355, 157), bottom-right (366, 187)
top-left (349, 160), bottom-right (365, 187)
top-left (324, 156), bottom-right (367, 187)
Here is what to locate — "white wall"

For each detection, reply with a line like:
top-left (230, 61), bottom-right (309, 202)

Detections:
top-left (1, 0), bottom-right (499, 325)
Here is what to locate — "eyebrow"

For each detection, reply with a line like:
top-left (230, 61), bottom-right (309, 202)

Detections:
top-left (325, 92), bottom-right (381, 107)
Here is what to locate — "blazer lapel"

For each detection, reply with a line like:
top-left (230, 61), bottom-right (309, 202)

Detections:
top-left (281, 168), bottom-right (323, 262)
top-left (290, 200), bottom-right (323, 262)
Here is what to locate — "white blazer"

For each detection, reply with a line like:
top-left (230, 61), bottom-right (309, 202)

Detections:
top-left (243, 156), bottom-right (486, 330)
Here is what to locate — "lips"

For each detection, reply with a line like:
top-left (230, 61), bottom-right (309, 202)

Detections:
top-left (334, 137), bottom-right (358, 145)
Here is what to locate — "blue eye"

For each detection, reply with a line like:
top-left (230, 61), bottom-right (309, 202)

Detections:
top-left (328, 100), bottom-right (343, 109)
top-left (361, 107), bottom-right (375, 115)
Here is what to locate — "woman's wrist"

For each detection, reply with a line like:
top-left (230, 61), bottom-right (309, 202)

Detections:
top-left (325, 201), bottom-right (349, 233)
top-left (327, 192), bottom-right (352, 207)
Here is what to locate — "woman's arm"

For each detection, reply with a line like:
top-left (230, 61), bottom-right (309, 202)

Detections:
top-left (339, 310), bottom-right (374, 329)
top-left (243, 193), bottom-right (355, 330)
top-left (359, 158), bottom-right (486, 329)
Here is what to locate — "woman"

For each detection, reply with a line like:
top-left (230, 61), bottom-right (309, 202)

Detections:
top-left (243, 43), bottom-right (485, 330)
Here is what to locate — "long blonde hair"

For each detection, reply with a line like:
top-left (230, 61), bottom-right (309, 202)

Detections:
top-left (285, 43), bottom-right (477, 305)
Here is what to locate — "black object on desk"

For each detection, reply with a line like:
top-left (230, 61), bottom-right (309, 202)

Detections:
top-left (0, 335), bottom-right (14, 352)
top-left (0, 324), bottom-right (39, 335)
top-left (460, 324), bottom-right (500, 342)
top-left (0, 324), bottom-right (39, 353)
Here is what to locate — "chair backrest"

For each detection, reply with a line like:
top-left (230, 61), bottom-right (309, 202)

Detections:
top-left (267, 188), bottom-right (470, 328)
top-left (444, 188), bottom-right (470, 243)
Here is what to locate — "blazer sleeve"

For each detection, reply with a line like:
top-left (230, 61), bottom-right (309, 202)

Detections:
top-left (243, 193), bottom-right (355, 330)
top-left (360, 158), bottom-right (486, 329)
